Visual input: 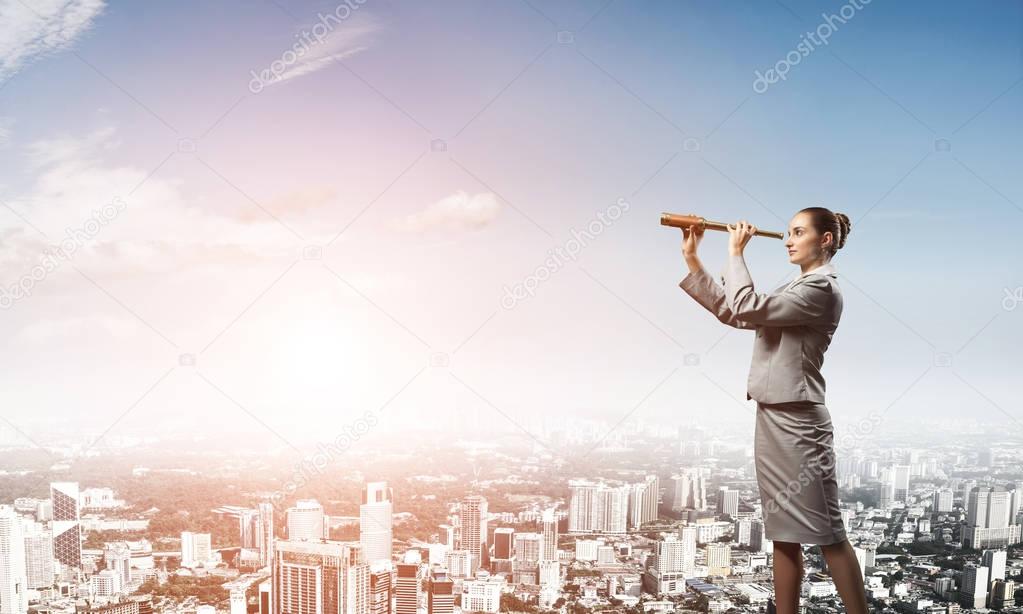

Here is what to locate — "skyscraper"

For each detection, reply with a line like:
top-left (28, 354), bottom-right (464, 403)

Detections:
top-left (394, 562), bottom-right (422, 614)
top-left (459, 496), bottom-right (487, 572)
top-left (368, 566), bottom-right (391, 614)
top-left (960, 565), bottom-right (989, 610)
top-left (360, 482), bottom-right (393, 566)
top-left (50, 482), bottom-right (82, 570)
top-left (21, 519), bottom-right (53, 589)
top-left (965, 487), bottom-right (1021, 548)
top-left (568, 481), bottom-right (628, 534)
top-left (258, 502), bottom-right (275, 568)
top-left (0, 506), bottom-right (28, 614)
top-left (273, 540), bottom-right (369, 614)
top-left (180, 532), bottom-right (213, 568)
top-left (716, 488), bottom-right (738, 518)
top-left (287, 500), bottom-right (325, 542)
top-left (628, 476), bottom-right (659, 528)
top-left (240, 509), bottom-right (259, 549)
top-left (492, 528), bottom-right (514, 561)
top-left (426, 574), bottom-right (454, 614)
top-left (671, 470), bottom-right (708, 512)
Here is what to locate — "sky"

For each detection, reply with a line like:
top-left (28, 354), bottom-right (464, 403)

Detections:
top-left (0, 0), bottom-right (1021, 450)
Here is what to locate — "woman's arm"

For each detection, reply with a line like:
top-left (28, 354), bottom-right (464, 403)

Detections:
top-left (722, 253), bottom-right (832, 326)
top-left (679, 259), bottom-right (756, 330)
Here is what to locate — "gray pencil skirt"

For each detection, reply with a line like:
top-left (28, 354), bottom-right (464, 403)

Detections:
top-left (754, 399), bottom-right (848, 545)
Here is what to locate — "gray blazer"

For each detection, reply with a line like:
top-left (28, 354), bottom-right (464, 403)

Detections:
top-left (679, 255), bottom-right (843, 404)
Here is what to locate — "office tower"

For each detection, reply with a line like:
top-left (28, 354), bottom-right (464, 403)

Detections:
top-left (21, 520), bottom-right (53, 589)
top-left (103, 542), bottom-right (132, 588)
top-left (460, 575), bottom-right (504, 613)
top-left (965, 487), bottom-right (1021, 548)
top-left (707, 543), bottom-right (731, 576)
top-left (258, 580), bottom-right (271, 614)
top-left (368, 566), bottom-right (391, 614)
top-left (750, 520), bottom-right (765, 552)
top-left (933, 489), bottom-right (953, 513)
top-left (512, 533), bottom-right (541, 585)
top-left (426, 575), bottom-right (454, 614)
top-left (258, 502), bottom-right (275, 568)
top-left (643, 533), bottom-right (693, 596)
top-left (492, 528), bottom-right (514, 560)
top-left (180, 532), bottom-right (213, 568)
top-left (733, 519), bottom-right (752, 546)
top-left (893, 465), bottom-right (911, 502)
top-left (444, 551), bottom-right (470, 579)
top-left (716, 488), bottom-right (739, 518)
top-left (960, 565), bottom-right (989, 610)
top-left (540, 509), bottom-right (558, 562)
top-left (50, 482), bottom-right (82, 570)
top-left (360, 482), bottom-right (393, 566)
top-left (0, 506), bottom-right (28, 614)
top-left (272, 539), bottom-right (369, 614)
top-left (459, 495), bottom-right (487, 572)
top-left (989, 579), bottom-right (1015, 610)
top-left (240, 509), bottom-right (259, 549)
top-left (394, 563), bottom-right (422, 614)
top-left (982, 549), bottom-right (1007, 581)
top-left (671, 470), bottom-right (708, 511)
top-left (568, 481), bottom-right (629, 534)
top-left (628, 476), bottom-right (659, 529)
top-left (287, 500), bottom-right (325, 542)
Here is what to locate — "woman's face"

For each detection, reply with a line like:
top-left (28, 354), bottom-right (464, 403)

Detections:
top-left (785, 212), bottom-right (832, 265)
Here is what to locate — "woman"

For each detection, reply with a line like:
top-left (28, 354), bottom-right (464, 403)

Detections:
top-left (678, 207), bottom-right (867, 614)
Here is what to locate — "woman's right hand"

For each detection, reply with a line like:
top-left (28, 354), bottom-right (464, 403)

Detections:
top-left (681, 224), bottom-right (704, 259)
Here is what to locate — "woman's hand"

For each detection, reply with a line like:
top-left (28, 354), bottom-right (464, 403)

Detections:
top-left (681, 224), bottom-right (704, 260)
top-left (727, 219), bottom-right (757, 256)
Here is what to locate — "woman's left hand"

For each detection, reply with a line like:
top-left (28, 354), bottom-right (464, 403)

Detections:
top-left (727, 219), bottom-right (757, 256)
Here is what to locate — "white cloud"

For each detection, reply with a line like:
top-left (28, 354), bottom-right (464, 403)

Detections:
top-left (255, 19), bottom-right (378, 89)
top-left (398, 190), bottom-right (501, 233)
top-left (0, 0), bottom-right (106, 81)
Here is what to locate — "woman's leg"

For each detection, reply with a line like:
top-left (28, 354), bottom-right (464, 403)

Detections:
top-left (773, 541), bottom-right (803, 614)
top-left (820, 539), bottom-right (869, 614)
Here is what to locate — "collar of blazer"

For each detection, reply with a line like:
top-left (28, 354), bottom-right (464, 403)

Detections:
top-left (783, 261), bottom-right (838, 291)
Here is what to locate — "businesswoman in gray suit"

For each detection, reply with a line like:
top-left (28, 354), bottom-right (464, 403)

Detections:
top-left (679, 207), bottom-right (866, 614)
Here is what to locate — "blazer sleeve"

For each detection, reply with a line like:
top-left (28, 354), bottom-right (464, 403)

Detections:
top-left (723, 253), bottom-right (832, 326)
top-left (679, 267), bottom-right (756, 330)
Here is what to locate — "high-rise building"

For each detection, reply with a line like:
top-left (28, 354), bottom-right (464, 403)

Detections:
top-left (628, 476), bottom-right (659, 528)
top-left (360, 482), bottom-right (393, 566)
top-left (368, 566), bottom-right (391, 614)
top-left (989, 579), bottom-right (1015, 610)
top-left (394, 562), bottom-right (423, 614)
top-left (492, 528), bottom-right (514, 561)
top-left (180, 532), bottom-right (214, 568)
top-left (540, 509), bottom-right (558, 562)
top-left (21, 519), bottom-right (53, 589)
top-left (461, 574), bottom-right (504, 613)
top-left (459, 496), bottom-right (487, 572)
top-left (240, 509), bottom-right (259, 549)
top-left (287, 500), bottom-right (325, 542)
top-left (103, 542), bottom-right (132, 588)
top-left (272, 539), bottom-right (369, 614)
top-left (933, 489), bottom-right (953, 513)
top-left (0, 506), bottom-right (28, 614)
top-left (965, 487), bottom-right (1021, 548)
top-left (717, 488), bottom-right (739, 518)
top-left (960, 565), bottom-right (989, 610)
top-left (426, 574), bottom-right (454, 614)
top-left (671, 470), bottom-right (708, 511)
top-left (50, 482), bottom-right (82, 570)
top-left (568, 481), bottom-right (628, 534)
top-left (982, 549), bottom-right (1007, 581)
top-left (892, 465), bottom-right (911, 502)
top-left (707, 543), bottom-right (731, 576)
top-left (512, 533), bottom-right (540, 585)
top-left (258, 502), bottom-right (275, 568)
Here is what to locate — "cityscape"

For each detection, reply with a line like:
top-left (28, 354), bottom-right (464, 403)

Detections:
top-left (1, 419), bottom-right (1022, 614)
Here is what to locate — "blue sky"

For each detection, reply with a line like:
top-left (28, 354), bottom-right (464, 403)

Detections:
top-left (0, 0), bottom-right (1021, 448)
